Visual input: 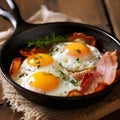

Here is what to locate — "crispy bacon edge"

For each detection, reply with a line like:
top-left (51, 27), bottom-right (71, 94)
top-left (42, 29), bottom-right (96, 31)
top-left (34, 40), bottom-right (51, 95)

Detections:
top-left (9, 57), bottom-right (22, 76)
top-left (67, 32), bottom-right (96, 46)
top-left (20, 47), bottom-right (49, 57)
top-left (67, 90), bottom-right (83, 97)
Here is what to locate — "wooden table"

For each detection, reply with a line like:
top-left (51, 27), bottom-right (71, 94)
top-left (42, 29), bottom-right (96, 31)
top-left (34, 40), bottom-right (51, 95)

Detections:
top-left (0, 0), bottom-right (120, 119)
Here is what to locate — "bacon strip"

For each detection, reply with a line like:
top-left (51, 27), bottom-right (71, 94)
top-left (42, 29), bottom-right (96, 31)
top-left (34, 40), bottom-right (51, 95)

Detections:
top-left (71, 68), bottom-right (96, 82)
top-left (67, 90), bottom-right (83, 97)
top-left (94, 82), bottom-right (107, 93)
top-left (9, 57), bottom-right (22, 76)
top-left (80, 73), bottom-right (97, 94)
top-left (20, 47), bottom-right (49, 57)
top-left (97, 50), bottom-right (118, 85)
top-left (67, 32), bottom-right (96, 46)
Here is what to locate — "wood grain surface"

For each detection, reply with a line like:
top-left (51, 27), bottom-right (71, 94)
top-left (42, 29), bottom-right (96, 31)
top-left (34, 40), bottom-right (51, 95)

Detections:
top-left (105, 0), bottom-right (120, 39)
top-left (0, 0), bottom-right (110, 31)
top-left (0, 0), bottom-right (120, 120)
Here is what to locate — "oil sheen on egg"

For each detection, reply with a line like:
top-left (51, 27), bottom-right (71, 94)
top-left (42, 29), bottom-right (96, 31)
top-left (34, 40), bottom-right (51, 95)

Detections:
top-left (51, 42), bottom-right (102, 72)
top-left (12, 53), bottom-right (80, 96)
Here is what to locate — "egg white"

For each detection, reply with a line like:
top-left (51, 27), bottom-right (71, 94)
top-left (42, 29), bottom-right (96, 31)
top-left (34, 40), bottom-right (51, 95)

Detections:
top-left (51, 42), bottom-right (102, 72)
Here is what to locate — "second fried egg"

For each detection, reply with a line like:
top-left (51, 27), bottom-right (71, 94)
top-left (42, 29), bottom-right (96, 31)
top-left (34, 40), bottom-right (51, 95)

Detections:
top-left (51, 42), bottom-right (102, 72)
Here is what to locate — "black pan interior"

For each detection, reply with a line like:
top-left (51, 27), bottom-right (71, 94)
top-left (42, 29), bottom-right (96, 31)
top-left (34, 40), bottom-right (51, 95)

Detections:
top-left (0, 22), bottom-right (120, 108)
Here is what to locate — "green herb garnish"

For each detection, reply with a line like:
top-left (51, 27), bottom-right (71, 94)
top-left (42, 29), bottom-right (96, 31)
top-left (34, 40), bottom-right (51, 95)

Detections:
top-left (70, 79), bottom-right (79, 87)
top-left (76, 58), bottom-right (79, 61)
top-left (19, 73), bottom-right (28, 78)
top-left (75, 49), bottom-right (81, 53)
top-left (26, 33), bottom-right (67, 48)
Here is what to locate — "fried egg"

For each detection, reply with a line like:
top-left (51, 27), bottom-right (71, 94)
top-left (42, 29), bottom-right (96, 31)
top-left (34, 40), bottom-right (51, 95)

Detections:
top-left (12, 53), bottom-right (80, 96)
top-left (51, 42), bottom-right (102, 72)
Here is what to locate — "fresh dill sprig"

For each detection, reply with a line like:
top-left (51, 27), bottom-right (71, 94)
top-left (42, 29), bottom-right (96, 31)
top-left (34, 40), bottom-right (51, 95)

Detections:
top-left (26, 33), bottom-right (67, 48)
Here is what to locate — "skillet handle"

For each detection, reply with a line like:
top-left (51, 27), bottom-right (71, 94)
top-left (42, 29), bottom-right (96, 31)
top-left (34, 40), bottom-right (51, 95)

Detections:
top-left (0, 0), bottom-right (28, 30)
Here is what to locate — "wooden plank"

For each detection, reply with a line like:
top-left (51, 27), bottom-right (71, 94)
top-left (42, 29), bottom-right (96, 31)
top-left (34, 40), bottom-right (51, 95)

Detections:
top-left (46, 0), bottom-right (108, 25)
top-left (0, 84), bottom-right (3, 100)
top-left (105, 0), bottom-right (120, 39)
top-left (0, 0), bottom-right (11, 31)
top-left (15, 0), bottom-right (108, 27)
top-left (15, 0), bottom-right (43, 20)
top-left (0, 106), bottom-right (22, 120)
top-left (41, 0), bottom-right (110, 31)
top-left (0, 0), bottom-right (110, 32)
top-left (100, 109), bottom-right (120, 120)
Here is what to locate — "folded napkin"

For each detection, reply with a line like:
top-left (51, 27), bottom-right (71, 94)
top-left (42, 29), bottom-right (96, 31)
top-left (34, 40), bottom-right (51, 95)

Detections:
top-left (0, 5), bottom-right (120, 120)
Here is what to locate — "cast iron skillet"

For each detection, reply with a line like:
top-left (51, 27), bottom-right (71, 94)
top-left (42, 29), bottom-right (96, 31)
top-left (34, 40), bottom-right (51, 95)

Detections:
top-left (0, 0), bottom-right (120, 109)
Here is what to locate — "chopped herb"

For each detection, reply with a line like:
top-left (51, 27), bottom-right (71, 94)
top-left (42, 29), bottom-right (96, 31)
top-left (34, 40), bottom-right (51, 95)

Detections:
top-left (59, 63), bottom-right (62, 66)
top-left (60, 51), bottom-right (63, 54)
top-left (59, 70), bottom-right (65, 76)
top-left (49, 52), bottom-right (53, 56)
top-left (34, 55), bottom-right (43, 60)
top-left (76, 49), bottom-right (81, 53)
top-left (35, 61), bottom-right (41, 68)
top-left (55, 48), bottom-right (59, 51)
top-left (34, 57), bottom-right (39, 60)
top-left (26, 33), bottom-right (67, 48)
top-left (37, 65), bottom-right (41, 68)
top-left (98, 56), bottom-right (101, 59)
top-left (19, 73), bottom-right (28, 78)
top-left (64, 91), bottom-right (67, 93)
top-left (59, 70), bottom-right (67, 80)
top-left (36, 61), bottom-right (40, 64)
top-left (70, 79), bottom-right (79, 86)
top-left (76, 58), bottom-right (79, 61)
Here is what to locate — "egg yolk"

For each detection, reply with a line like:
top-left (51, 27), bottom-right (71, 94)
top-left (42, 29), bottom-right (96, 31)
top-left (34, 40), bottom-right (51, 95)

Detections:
top-left (27, 53), bottom-right (53, 67)
top-left (64, 42), bottom-right (91, 57)
top-left (30, 72), bottom-right (60, 92)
